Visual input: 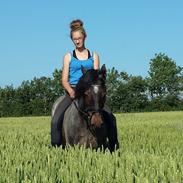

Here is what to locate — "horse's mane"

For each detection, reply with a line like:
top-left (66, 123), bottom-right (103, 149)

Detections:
top-left (75, 67), bottom-right (106, 99)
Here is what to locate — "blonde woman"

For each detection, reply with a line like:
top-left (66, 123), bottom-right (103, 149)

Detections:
top-left (51, 19), bottom-right (100, 146)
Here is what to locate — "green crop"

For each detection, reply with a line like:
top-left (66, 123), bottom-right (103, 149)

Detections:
top-left (0, 112), bottom-right (183, 183)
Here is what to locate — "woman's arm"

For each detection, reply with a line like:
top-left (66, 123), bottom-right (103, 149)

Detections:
top-left (61, 53), bottom-right (75, 98)
top-left (93, 52), bottom-right (100, 70)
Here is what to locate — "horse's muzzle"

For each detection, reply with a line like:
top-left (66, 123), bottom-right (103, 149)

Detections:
top-left (90, 112), bottom-right (103, 128)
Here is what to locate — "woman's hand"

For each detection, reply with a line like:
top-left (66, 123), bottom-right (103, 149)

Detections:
top-left (68, 88), bottom-right (75, 99)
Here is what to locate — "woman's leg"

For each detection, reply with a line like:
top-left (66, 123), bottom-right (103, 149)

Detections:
top-left (51, 94), bottom-right (72, 147)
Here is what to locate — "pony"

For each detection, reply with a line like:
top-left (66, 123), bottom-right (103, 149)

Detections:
top-left (51, 64), bottom-right (119, 152)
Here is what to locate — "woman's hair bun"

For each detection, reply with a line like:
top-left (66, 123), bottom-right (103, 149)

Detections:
top-left (70, 19), bottom-right (83, 30)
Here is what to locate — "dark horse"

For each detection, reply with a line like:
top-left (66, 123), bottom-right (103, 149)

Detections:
top-left (51, 65), bottom-right (119, 152)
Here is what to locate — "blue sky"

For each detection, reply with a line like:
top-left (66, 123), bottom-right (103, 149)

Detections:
top-left (0, 0), bottom-right (183, 87)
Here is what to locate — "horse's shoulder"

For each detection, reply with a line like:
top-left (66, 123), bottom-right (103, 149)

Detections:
top-left (65, 100), bottom-right (78, 115)
top-left (64, 100), bottom-right (80, 129)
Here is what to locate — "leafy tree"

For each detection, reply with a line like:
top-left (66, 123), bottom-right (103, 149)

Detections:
top-left (125, 76), bottom-right (148, 112)
top-left (0, 55), bottom-right (182, 117)
top-left (106, 67), bottom-right (121, 112)
top-left (51, 69), bottom-right (65, 100)
top-left (147, 53), bottom-right (183, 98)
top-left (146, 53), bottom-right (183, 110)
top-left (0, 85), bottom-right (16, 116)
top-left (106, 68), bottom-right (148, 112)
top-left (29, 76), bottom-right (56, 115)
top-left (17, 81), bottom-right (32, 116)
top-left (116, 74), bottom-right (148, 112)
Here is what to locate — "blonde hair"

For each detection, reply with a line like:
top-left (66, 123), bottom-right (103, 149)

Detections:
top-left (70, 19), bottom-right (87, 39)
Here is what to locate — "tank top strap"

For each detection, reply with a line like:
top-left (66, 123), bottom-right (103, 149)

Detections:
top-left (72, 50), bottom-right (77, 59)
top-left (69, 51), bottom-right (73, 57)
top-left (71, 49), bottom-right (93, 59)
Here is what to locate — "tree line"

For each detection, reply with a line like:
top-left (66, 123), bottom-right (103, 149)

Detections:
top-left (0, 53), bottom-right (183, 117)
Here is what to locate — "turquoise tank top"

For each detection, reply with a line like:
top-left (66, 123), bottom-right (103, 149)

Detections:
top-left (69, 51), bottom-right (94, 85)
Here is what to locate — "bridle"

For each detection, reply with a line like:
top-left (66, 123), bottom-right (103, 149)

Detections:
top-left (73, 100), bottom-right (104, 136)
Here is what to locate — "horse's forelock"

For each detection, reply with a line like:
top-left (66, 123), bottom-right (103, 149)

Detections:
top-left (75, 69), bottom-right (105, 98)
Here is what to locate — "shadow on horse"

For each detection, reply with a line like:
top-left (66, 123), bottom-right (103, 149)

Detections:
top-left (51, 65), bottom-right (119, 152)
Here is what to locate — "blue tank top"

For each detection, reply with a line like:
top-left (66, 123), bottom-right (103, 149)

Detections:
top-left (69, 51), bottom-right (94, 85)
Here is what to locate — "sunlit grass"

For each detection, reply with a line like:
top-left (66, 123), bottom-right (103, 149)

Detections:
top-left (0, 111), bottom-right (183, 182)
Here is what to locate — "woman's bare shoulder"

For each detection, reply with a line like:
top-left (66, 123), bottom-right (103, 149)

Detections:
top-left (92, 51), bottom-right (100, 69)
top-left (93, 51), bottom-right (99, 55)
top-left (63, 52), bottom-right (72, 64)
top-left (64, 52), bottom-right (72, 59)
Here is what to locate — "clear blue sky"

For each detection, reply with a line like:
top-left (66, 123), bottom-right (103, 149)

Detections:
top-left (0, 0), bottom-right (183, 87)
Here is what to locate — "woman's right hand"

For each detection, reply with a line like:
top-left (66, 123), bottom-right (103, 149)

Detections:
top-left (68, 88), bottom-right (75, 99)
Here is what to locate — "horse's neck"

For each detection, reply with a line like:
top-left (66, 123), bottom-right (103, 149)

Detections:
top-left (69, 97), bottom-right (82, 110)
top-left (77, 97), bottom-right (85, 110)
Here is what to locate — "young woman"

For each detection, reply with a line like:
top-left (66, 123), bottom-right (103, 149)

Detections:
top-left (51, 19), bottom-right (100, 146)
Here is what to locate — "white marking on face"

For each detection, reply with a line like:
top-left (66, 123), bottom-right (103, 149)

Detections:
top-left (93, 85), bottom-right (99, 94)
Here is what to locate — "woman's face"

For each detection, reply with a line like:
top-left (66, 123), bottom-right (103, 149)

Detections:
top-left (72, 31), bottom-right (85, 49)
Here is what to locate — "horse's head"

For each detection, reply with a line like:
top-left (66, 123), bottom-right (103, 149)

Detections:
top-left (75, 64), bottom-right (107, 128)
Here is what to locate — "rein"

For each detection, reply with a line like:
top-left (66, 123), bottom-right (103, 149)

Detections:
top-left (73, 100), bottom-right (102, 136)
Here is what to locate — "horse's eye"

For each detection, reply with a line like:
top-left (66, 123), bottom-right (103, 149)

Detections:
top-left (84, 89), bottom-right (90, 96)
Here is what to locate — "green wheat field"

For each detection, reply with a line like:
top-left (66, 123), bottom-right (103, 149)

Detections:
top-left (0, 111), bottom-right (183, 183)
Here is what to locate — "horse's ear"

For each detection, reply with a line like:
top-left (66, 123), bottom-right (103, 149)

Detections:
top-left (81, 65), bottom-right (87, 74)
top-left (99, 64), bottom-right (107, 79)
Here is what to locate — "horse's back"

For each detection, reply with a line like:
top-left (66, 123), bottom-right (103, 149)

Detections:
top-left (51, 96), bottom-right (65, 117)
